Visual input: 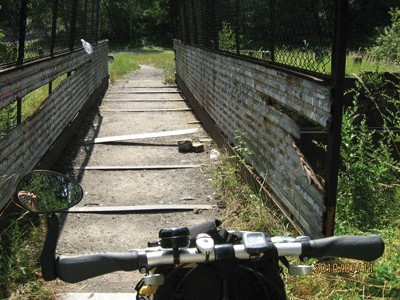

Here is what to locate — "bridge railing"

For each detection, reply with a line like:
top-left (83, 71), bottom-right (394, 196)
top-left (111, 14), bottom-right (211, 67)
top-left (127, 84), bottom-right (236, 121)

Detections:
top-left (0, 41), bottom-right (108, 211)
top-left (172, 0), bottom-right (348, 238)
top-left (0, 0), bottom-right (107, 211)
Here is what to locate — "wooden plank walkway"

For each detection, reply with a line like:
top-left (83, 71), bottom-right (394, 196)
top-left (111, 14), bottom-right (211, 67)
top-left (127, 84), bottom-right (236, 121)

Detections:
top-left (56, 64), bottom-right (220, 296)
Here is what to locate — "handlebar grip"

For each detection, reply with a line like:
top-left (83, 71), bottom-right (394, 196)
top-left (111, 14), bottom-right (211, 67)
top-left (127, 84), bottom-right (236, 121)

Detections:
top-left (304, 235), bottom-right (384, 261)
top-left (57, 251), bottom-right (139, 283)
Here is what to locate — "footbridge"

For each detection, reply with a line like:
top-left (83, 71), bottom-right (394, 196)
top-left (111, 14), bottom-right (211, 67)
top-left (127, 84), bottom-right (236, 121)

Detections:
top-left (0, 0), bottom-right (348, 238)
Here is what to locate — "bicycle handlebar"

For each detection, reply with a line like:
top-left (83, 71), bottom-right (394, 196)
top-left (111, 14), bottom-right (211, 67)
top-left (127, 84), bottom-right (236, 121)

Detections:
top-left (57, 235), bottom-right (384, 283)
top-left (302, 235), bottom-right (384, 262)
top-left (57, 252), bottom-right (139, 283)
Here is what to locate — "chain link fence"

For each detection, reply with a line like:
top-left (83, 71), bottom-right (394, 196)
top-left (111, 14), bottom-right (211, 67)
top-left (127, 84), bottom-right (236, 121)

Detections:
top-left (0, 0), bottom-right (101, 140)
top-left (172, 0), bottom-right (334, 75)
top-left (0, 0), bottom-right (100, 66)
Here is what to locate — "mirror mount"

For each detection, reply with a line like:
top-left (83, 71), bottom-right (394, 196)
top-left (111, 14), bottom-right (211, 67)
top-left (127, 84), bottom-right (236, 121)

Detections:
top-left (40, 213), bottom-right (59, 281)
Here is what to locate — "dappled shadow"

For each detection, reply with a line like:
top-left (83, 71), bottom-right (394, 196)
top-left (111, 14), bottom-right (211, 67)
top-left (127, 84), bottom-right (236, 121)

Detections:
top-left (53, 106), bottom-right (103, 183)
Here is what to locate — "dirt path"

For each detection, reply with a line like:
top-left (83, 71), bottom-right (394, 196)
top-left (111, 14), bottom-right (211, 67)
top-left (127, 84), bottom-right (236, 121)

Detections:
top-left (53, 65), bottom-right (222, 296)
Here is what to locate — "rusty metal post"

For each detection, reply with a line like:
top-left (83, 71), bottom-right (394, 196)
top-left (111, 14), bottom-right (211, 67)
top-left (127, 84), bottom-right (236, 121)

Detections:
top-left (235, 0), bottom-right (240, 54)
top-left (212, 0), bottom-right (218, 50)
top-left (50, 0), bottom-right (59, 56)
top-left (69, 0), bottom-right (79, 51)
top-left (269, 0), bottom-right (275, 62)
top-left (91, 0), bottom-right (96, 42)
top-left (324, 0), bottom-right (348, 237)
top-left (17, 0), bottom-right (28, 124)
top-left (82, 0), bottom-right (88, 40)
top-left (183, 0), bottom-right (190, 43)
top-left (49, 0), bottom-right (59, 94)
top-left (95, 0), bottom-right (100, 43)
top-left (17, 0), bottom-right (28, 64)
top-left (68, 0), bottom-right (79, 77)
top-left (190, 0), bottom-right (198, 44)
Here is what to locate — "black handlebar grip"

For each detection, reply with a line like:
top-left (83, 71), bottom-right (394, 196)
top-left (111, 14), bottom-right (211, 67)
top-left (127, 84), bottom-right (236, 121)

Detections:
top-left (303, 235), bottom-right (384, 261)
top-left (57, 251), bottom-right (139, 283)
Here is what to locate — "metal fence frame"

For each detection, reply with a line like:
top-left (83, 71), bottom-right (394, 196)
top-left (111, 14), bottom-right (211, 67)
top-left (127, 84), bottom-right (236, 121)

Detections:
top-left (172, 0), bottom-right (348, 236)
top-left (0, 0), bottom-right (105, 212)
top-left (0, 0), bottom-right (101, 138)
top-left (171, 0), bottom-right (335, 76)
top-left (1, 0), bottom-right (100, 66)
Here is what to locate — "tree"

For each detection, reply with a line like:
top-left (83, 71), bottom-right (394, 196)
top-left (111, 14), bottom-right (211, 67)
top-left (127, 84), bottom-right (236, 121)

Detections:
top-left (369, 7), bottom-right (400, 65)
top-left (100, 0), bottom-right (172, 47)
top-left (347, 0), bottom-right (399, 49)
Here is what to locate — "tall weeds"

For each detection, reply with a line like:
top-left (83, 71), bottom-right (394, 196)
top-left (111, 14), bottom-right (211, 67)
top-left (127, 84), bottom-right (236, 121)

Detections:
top-left (0, 212), bottom-right (55, 299)
top-left (217, 73), bottom-right (400, 298)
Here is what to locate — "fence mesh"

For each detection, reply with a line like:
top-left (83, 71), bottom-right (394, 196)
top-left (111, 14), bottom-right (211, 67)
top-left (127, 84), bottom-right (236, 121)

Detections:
top-left (0, 0), bottom-right (101, 66)
top-left (0, 0), bottom-right (20, 65)
top-left (173, 0), bottom-right (334, 75)
top-left (0, 0), bottom-right (101, 140)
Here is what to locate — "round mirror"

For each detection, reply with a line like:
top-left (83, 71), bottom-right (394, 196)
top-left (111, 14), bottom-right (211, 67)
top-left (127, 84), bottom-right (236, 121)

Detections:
top-left (16, 171), bottom-right (83, 213)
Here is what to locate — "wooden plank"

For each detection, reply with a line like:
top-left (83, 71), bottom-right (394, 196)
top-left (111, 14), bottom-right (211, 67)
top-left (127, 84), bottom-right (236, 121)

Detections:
top-left (100, 108), bottom-right (192, 112)
top-left (91, 128), bottom-right (200, 144)
top-left (60, 292), bottom-right (137, 300)
top-left (103, 99), bottom-right (185, 102)
top-left (76, 164), bottom-right (202, 170)
top-left (66, 204), bottom-right (216, 213)
top-left (107, 91), bottom-right (180, 94)
top-left (122, 85), bottom-right (178, 88)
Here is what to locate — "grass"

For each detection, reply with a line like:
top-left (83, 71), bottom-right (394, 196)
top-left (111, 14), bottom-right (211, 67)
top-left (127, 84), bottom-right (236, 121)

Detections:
top-left (0, 74), bottom-right (68, 139)
top-left (345, 52), bottom-right (400, 75)
top-left (214, 151), bottom-right (297, 237)
top-left (284, 226), bottom-right (400, 299)
top-left (239, 48), bottom-right (400, 76)
top-left (0, 213), bottom-right (56, 299)
top-left (215, 148), bottom-right (400, 299)
top-left (22, 75), bottom-right (68, 121)
top-left (108, 49), bottom-right (175, 84)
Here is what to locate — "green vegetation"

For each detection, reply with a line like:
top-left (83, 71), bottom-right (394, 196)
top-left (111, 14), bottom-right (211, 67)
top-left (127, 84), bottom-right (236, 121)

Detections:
top-left (108, 53), bottom-right (140, 83)
top-left (216, 74), bottom-right (400, 298)
top-left (369, 8), bottom-right (400, 66)
top-left (0, 29), bottom-right (16, 64)
top-left (336, 76), bottom-right (400, 233)
top-left (214, 134), bottom-right (295, 236)
top-left (345, 53), bottom-right (400, 75)
top-left (0, 103), bottom-right (17, 140)
top-left (0, 213), bottom-right (56, 299)
top-left (101, 0), bottom-right (172, 48)
top-left (0, 75), bottom-right (67, 140)
top-left (109, 50), bottom-right (175, 84)
top-left (22, 75), bottom-right (67, 120)
top-left (218, 21), bottom-right (237, 51)
top-left (216, 22), bottom-right (400, 75)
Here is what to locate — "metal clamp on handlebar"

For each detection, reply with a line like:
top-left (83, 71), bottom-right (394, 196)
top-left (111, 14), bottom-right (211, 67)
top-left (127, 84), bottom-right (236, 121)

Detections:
top-left (137, 251), bottom-right (149, 274)
top-left (196, 234), bottom-right (214, 262)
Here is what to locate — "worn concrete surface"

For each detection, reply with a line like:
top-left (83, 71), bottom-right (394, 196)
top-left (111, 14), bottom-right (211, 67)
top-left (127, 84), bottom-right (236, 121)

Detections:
top-left (53, 65), bottom-right (222, 296)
